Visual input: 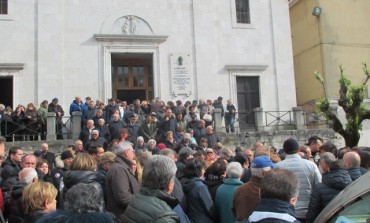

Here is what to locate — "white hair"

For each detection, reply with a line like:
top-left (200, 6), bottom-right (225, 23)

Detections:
top-left (226, 162), bottom-right (243, 179)
top-left (19, 168), bottom-right (38, 184)
top-left (117, 141), bottom-right (133, 154)
top-left (148, 139), bottom-right (156, 145)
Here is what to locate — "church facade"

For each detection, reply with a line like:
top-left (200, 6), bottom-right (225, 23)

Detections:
top-left (0, 0), bottom-right (296, 126)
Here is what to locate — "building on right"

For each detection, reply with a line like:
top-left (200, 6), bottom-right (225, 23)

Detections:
top-left (289, 0), bottom-right (370, 111)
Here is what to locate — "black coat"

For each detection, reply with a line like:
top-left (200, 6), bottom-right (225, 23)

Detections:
top-left (108, 120), bottom-right (125, 141)
top-left (63, 170), bottom-right (104, 208)
top-left (78, 127), bottom-right (97, 147)
top-left (306, 169), bottom-right (352, 223)
top-left (41, 151), bottom-right (56, 171)
top-left (181, 177), bottom-right (216, 223)
top-left (96, 125), bottom-right (111, 143)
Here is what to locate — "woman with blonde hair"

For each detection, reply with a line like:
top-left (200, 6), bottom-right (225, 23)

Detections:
top-left (22, 181), bottom-right (57, 223)
top-left (62, 153), bottom-right (104, 208)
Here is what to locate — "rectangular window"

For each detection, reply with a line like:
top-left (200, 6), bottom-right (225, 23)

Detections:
top-left (235, 0), bottom-right (250, 24)
top-left (0, 0), bottom-right (8, 15)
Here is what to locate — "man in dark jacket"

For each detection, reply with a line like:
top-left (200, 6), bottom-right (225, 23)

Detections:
top-left (82, 101), bottom-right (97, 126)
top-left (343, 151), bottom-right (367, 181)
top-left (79, 119), bottom-right (96, 148)
top-left (1, 147), bottom-right (23, 182)
top-left (123, 155), bottom-right (180, 223)
top-left (106, 142), bottom-right (139, 222)
top-left (48, 98), bottom-right (64, 139)
top-left (8, 167), bottom-right (38, 223)
top-left (245, 169), bottom-right (300, 223)
top-left (40, 143), bottom-right (56, 171)
top-left (306, 157), bottom-right (352, 223)
top-left (157, 108), bottom-right (178, 142)
top-left (85, 130), bottom-right (108, 151)
top-left (108, 113), bottom-right (125, 141)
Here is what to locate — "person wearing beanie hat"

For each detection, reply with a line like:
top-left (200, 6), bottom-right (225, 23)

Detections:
top-left (276, 138), bottom-right (322, 222)
top-left (50, 150), bottom-right (74, 208)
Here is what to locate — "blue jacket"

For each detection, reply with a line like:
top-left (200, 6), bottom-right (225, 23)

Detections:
top-left (215, 178), bottom-right (243, 223)
top-left (348, 166), bottom-right (366, 181)
top-left (69, 100), bottom-right (83, 116)
top-left (181, 177), bottom-right (216, 223)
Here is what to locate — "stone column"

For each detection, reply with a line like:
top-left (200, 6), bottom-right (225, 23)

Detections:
top-left (46, 112), bottom-right (56, 141)
top-left (293, 106), bottom-right (306, 130)
top-left (213, 108), bottom-right (222, 133)
top-left (71, 111), bottom-right (82, 139)
top-left (254, 107), bottom-right (264, 131)
top-left (330, 104), bottom-right (338, 117)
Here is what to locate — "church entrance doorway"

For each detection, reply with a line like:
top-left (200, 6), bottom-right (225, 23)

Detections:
top-left (111, 53), bottom-right (153, 104)
top-left (236, 76), bottom-right (260, 130)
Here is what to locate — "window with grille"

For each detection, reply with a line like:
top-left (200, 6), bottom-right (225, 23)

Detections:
top-left (235, 0), bottom-right (250, 24)
top-left (0, 0), bottom-right (7, 15)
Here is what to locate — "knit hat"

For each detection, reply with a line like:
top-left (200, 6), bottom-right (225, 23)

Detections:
top-left (100, 152), bottom-right (116, 165)
top-left (157, 143), bottom-right (167, 150)
top-left (283, 138), bottom-right (300, 154)
top-left (61, 150), bottom-right (73, 160)
top-left (52, 98), bottom-right (58, 102)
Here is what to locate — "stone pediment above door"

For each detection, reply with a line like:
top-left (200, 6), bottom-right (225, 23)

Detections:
top-left (94, 15), bottom-right (167, 44)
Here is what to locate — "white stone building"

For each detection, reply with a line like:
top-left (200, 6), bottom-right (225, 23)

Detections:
top-left (0, 0), bottom-right (296, 128)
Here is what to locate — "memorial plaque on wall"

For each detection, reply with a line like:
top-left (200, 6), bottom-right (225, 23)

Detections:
top-left (170, 53), bottom-right (192, 96)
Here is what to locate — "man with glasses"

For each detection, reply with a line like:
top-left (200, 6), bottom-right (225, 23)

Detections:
top-left (106, 142), bottom-right (139, 222)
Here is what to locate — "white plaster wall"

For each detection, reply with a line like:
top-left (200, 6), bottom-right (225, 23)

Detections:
top-left (0, 0), bottom-right (297, 114)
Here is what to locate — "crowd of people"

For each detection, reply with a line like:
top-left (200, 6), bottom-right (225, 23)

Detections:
top-left (0, 95), bottom-right (239, 141)
top-left (0, 96), bottom-right (370, 223)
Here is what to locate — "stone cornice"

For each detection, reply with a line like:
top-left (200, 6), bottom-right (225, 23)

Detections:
top-left (93, 34), bottom-right (168, 44)
top-left (225, 64), bottom-right (269, 72)
top-left (0, 63), bottom-right (25, 71)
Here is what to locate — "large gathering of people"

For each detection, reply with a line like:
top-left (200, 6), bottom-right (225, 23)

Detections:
top-left (0, 96), bottom-right (369, 223)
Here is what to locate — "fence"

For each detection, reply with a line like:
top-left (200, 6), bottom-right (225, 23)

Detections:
top-left (213, 106), bottom-right (328, 133)
top-left (0, 112), bottom-right (81, 142)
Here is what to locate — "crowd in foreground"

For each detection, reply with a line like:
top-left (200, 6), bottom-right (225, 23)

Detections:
top-left (0, 132), bottom-right (369, 223)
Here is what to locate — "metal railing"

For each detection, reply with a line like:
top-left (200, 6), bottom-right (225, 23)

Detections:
top-left (0, 119), bottom-right (42, 141)
top-left (0, 115), bottom-right (73, 142)
top-left (264, 111), bottom-right (294, 126)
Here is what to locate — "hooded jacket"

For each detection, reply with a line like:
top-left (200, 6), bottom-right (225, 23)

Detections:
top-left (306, 169), bottom-right (352, 223)
top-left (181, 177), bottom-right (215, 223)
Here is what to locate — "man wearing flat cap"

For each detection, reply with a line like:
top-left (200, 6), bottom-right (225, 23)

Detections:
top-left (48, 98), bottom-right (64, 139)
top-left (276, 138), bottom-right (321, 222)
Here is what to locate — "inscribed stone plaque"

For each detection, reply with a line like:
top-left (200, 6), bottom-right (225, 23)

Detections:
top-left (170, 53), bottom-right (192, 96)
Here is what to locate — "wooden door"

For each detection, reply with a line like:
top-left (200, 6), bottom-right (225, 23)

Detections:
top-left (236, 76), bottom-right (260, 130)
top-left (112, 58), bottom-right (153, 104)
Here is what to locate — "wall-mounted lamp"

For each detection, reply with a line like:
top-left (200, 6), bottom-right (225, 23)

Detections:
top-left (312, 6), bottom-right (322, 16)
